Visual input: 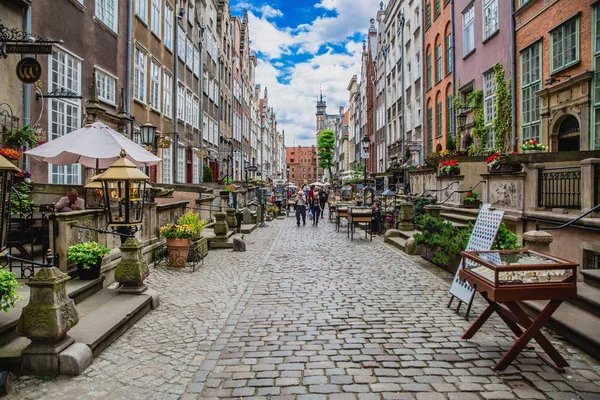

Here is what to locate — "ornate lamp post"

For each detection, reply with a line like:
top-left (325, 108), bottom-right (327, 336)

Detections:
top-left (0, 155), bottom-right (19, 253)
top-left (95, 150), bottom-right (151, 293)
top-left (361, 135), bottom-right (372, 205)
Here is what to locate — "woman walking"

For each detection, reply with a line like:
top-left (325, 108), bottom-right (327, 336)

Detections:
top-left (310, 189), bottom-right (322, 226)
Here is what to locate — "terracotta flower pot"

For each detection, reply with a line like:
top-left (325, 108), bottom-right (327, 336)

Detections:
top-left (166, 238), bottom-right (191, 267)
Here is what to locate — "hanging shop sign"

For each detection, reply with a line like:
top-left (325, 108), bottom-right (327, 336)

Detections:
top-left (5, 44), bottom-right (53, 54)
top-left (16, 57), bottom-right (42, 83)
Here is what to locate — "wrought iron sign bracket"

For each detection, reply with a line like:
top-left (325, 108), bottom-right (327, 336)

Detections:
top-left (0, 23), bottom-right (63, 58)
top-left (35, 88), bottom-right (82, 101)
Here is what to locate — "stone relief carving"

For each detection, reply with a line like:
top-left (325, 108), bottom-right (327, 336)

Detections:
top-left (490, 182), bottom-right (520, 209)
top-left (76, 220), bottom-right (95, 243)
top-left (557, 90), bottom-right (572, 104)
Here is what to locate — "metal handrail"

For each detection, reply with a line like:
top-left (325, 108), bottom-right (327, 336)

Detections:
top-left (438, 180), bottom-right (486, 205)
top-left (535, 203), bottom-right (600, 231)
top-left (411, 181), bottom-right (460, 200)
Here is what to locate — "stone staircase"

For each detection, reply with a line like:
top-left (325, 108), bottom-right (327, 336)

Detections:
top-left (384, 229), bottom-right (418, 252)
top-left (439, 206), bottom-right (478, 228)
top-left (0, 276), bottom-right (157, 371)
top-left (521, 270), bottom-right (600, 358)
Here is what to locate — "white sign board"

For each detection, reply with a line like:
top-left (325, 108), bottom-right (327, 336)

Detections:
top-left (449, 204), bottom-right (504, 304)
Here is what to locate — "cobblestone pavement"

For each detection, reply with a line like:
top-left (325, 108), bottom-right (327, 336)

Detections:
top-left (8, 214), bottom-right (600, 400)
top-left (8, 219), bottom-right (284, 400)
top-left (182, 215), bottom-right (600, 400)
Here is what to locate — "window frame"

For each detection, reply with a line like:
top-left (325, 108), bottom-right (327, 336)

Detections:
top-left (426, 2), bottom-right (431, 29)
top-left (463, 3), bottom-right (475, 56)
top-left (163, 70), bottom-right (172, 118)
top-left (483, 0), bottom-right (499, 41)
top-left (150, 59), bottom-right (161, 111)
top-left (164, 3), bottom-right (173, 51)
top-left (550, 16), bottom-right (580, 74)
top-left (427, 107), bottom-right (433, 153)
top-left (135, 0), bottom-right (147, 23)
top-left (133, 46), bottom-right (147, 103)
top-left (426, 52), bottom-right (432, 90)
top-left (95, 67), bottom-right (117, 105)
top-left (520, 41), bottom-right (542, 144)
top-left (162, 145), bottom-right (172, 184)
top-left (151, 0), bottom-right (161, 38)
top-left (435, 44), bottom-right (442, 83)
top-left (435, 100), bottom-right (443, 138)
top-left (95, 0), bottom-right (118, 33)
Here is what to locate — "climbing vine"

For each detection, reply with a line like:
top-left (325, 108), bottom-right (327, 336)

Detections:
top-left (492, 63), bottom-right (512, 154)
top-left (454, 90), bottom-right (486, 155)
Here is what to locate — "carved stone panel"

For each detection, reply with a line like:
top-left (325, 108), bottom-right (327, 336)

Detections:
top-left (488, 178), bottom-right (523, 211)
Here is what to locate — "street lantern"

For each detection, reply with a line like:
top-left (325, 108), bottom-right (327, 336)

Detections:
top-left (457, 109), bottom-right (468, 130)
top-left (381, 189), bottom-right (396, 226)
top-left (0, 155), bottom-right (19, 252)
top-left (95, 149), bottom-right (150, 230)
top-left (362, 135), bottom-right (371, 153)
top-left (83, 174), bottom-right (106, 209)
top-left (139, 121), bottom-right (157, 151)
top-left (361, 135), bottom-right (371, 204)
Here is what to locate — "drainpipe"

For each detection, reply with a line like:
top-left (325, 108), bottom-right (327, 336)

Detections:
top-left (510, 0), bottom-right (517, 151)
top-left (399, 13), bottom-right (405, 166)
top-left (126, 0), bottom-right (133, 139)
top-left (23, 4), bottom-right (31, 128)
top-left (199, 26), bottom-right (204, 182)
top-left (173, 1), bottom-right (180, 183)
top-left (450, 0), bottom-right (456, 151)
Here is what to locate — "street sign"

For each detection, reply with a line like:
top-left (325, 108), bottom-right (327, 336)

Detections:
top-left (247, 166), bottom-right (257, 172)
top-left (16, 57), bottom-right (42, 83)
top-left (6, 44), bottom-right (52, 54)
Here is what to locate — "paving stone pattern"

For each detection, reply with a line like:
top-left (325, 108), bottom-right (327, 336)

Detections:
top-left (8, 214), bottom-right (600, 399)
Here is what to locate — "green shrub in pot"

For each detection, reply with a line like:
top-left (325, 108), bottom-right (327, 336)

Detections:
top-left (67, 241), bottom-right (111, 270)
top-left (0, 269), bottom-right (22, 312)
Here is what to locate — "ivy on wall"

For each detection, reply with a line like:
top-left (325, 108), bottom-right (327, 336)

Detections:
top-left (492, 63), bottom-right (512, 154)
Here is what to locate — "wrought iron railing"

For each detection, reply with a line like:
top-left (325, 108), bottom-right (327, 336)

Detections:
top-left (537, 166), bottom-right (581, 209)
top-left (438, 180), bottom-right (486, 205)
top-left (584, 250), bottom-right (600, 270)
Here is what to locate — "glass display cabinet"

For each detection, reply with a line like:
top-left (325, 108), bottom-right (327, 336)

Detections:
top-left (347, 206), bottom-right (373, 241)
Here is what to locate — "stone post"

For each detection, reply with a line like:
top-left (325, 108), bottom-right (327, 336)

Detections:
top-left (114, 237), bottom-right (149, 294)
top-left (226, 208), bottom-right (236, 229)
top-left (424, 204), bottom-right (442, 219)
top-left (522, 230), bottom-right (553, 254)
top-left (397, 201), bottom-right (415, 231)
top-left (581, 158), bottom-right (600, 215)
top-left (257, 205), bottom-right (264, 223)
top-left (213, 212), bottom-right (229, 243)
top-left (17, 268), bottom-right (79, 375)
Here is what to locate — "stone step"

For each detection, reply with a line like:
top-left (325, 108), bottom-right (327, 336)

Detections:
top-left (0, 277), bottom-right (104, 346)
top-left (384, 236), bottom-right (407, 252)
top-left (440, 212), bottom-right (477, 224)
top-left (397, 230), bottom-right (418, 241)
top-left (240, 224), bottom-right (257, 234)
top-left (521, 299), bottom-right (600, 359)
top-left (582, 269), bottom-right (600, 289)
top-left (0, 287), bottom-right (156, 369)
top-left (568, 283), bottom-right (600, 318)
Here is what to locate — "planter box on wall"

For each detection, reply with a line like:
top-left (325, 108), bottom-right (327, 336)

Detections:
top-left (488, 164), bottom-right (522, 174)
top-left (463, 199), bottom-right (482, 209)
top-left (419, 245), bottom-right (461, 274)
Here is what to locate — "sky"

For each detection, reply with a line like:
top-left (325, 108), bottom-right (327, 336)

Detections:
top-left (230, 0), bottom-right (382, 147)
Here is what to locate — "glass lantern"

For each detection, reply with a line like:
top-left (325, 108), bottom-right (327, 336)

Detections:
top-left (95, 151), bottom-right (150, 229)
top-left (83, 174), bottom-right (106, 209)
top-left (0, 155), bottom-right (19, 253)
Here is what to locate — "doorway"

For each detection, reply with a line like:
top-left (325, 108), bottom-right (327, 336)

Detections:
top-left (558, 115), bottom-right (580, 152)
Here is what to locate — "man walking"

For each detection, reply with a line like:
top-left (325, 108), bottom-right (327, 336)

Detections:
top-left (295, 191), bottom-right (307, 227)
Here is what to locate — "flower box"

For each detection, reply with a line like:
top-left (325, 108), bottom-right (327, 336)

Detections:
top-left (463, 199), bottom-right (481, 209)
top-left (489, 164), bottom-right (522, 174)
top-left (439, 169), bottom-right (460, 176)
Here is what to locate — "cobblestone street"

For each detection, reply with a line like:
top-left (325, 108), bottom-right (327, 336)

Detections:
top-left (9, 214), bottom-right (600, 399)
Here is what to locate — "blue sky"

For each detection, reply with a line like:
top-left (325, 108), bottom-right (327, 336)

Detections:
top-left (230, 0), bottom-right (382, 146)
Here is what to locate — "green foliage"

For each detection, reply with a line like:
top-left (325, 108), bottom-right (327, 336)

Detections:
top-left (413, 197), bottom-right (435, 216)
top-left (177, 210), bottom-right (207, 240)
top-left (414, 215), bottom-right (471, 266)
top-left (317, 130), bottom-right (336, 176)
top-left (492, 63), bottom-right (512, 154)
top-left (465, 186), bottom-right (479, 201)
top-left (446, 134), bottom-right (457, 152)
top-left (10, 181), bottom-right (35, 215)
top-left (455, 90), bottom-right (486, 154)
top-left (0, 269), bottom-right (22, 312)
top-left (492, 223), bottom-right (522, 250)
top-left (221, 187), bottom-right (234, 193)
top-left (221, 177), bottom-right (233, 185)
top-left (67, 241), bottom-right (110, 270)
top-left (160, 223), bottom-right (195, 239)
top-left (202, 165), bottom-right (213, 183)
top-left (3, 126), bottom-right (42, 149)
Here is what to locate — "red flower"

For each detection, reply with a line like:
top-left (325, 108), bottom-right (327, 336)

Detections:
top-left (532, 139), bottom-right (538, 144)
top-left (466, 192), bottom-right (472, 198)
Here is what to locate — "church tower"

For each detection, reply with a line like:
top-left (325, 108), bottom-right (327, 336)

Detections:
top-left (316, 87), bottom-right (327, 132)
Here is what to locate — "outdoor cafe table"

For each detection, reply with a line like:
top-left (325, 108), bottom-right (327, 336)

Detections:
top-left (459, 249), bottom-right (578, 372)
top-left (347, 206), bottom-right (373, 241)
top-left (336, 204), bottom-right (350, 232)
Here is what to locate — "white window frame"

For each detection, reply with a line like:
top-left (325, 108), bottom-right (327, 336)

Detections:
top-left (162, 145), bottom-right (172, 184)
top-left (551, 17), bottom-right (580, 73)
top-left (95, 0), bottom-right (118, 33)
top-left (177, 24), bottom-right (185, 60)
top-left (521, 41), bottom-right (542, 143)
top-left (483, 0), bottom-right (498, 41)
top-left (193, 46), bottom-right (200, 76)
top-left (95, 67), bottom-right (117, 105)
top-left (150, 59), bottom-right (161, 111)
top-left (203, 113), bottom-right (209, 142)
top-left (186, 36), bottom-right (194, 69)
top-left (134, 46), bottom-right (147, 102)
top-left (177, 82), bottom-right (184, 120)
top-left (193, 153), bottom-right (199, 184)
top-left (193, 96), bottom-right (199, 129)
top-left (163, 70), bottom-right (172, 118)
top-left (185, 90), bottom-right (193, 125)
top-left (164, 3), bottom-right (173, 50)
top-left (463, 3), bottom-right (475, 56)
top-left (177, 146), bottom-right (185, 183)
top-left (151, 0), bottom-right (161, 38)
top-left (135, 0), bottom-right (147, 23)
top-left (483, 69), bottom-right (496, 148)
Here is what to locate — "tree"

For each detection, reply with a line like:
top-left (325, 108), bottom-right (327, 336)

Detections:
top-left (317, 129), bottom-right (335, 180)
top-left (202, 165), bottom-right (213, 183)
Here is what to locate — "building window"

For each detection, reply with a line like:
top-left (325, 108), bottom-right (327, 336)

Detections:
top-left (427, 107), bottom-right (433, 153)
top-left (186, 36), bottom-right (193, 69)
top-left (95, 69), bottom-right (116, 105)
top-left (135, 0), bottom-right (147, 23)
top-left (521, 41), bottom-right (542, 143)
top-left (185, 90), bottom-right (192, 125)
top-left (436, 101), bottom-right (442, 138)
top-left (51, 49), bottom-right (80, 93)
top-left (483, 0), bottom-right (498, 40)
top-left (446, 95), bottom-right (453, 139)
top-left (151, 0), bottom-right (161, 38)
top-left (551, 17), bottom-right (579, 73)
top-left (150, 60), bottom-right (161, 111)
top-left (164, 4), bottom-right (173, 50)
top-left (435, 0), bottom-right (440, 18)
top-left (177, 82), bottom-right (184, 120)
top-left (426, 2), bottom-right (431, 29)
top-left (594, 7), bottom-right (600, 149)
top-left (177, 147), bottom-right (185, 183)
top-left (193, 96), bottom-right (199, 129)
top-left (133, 47), bottom-right (146, 102)
top-left (415, 51), bottom-right (421, 79)
top-left (96, 0), bottom-right (118, 32)
top-left (446, 32), bottom-right (453, 74)
top-left (163, 71), bottom-right (172, 118)
top-left (463, 3), bottom-right (475, 56)
top-left (193, 153), bottom-right (199, 184)
top-left (435, 44), bottom-right (442, 83)
top-left (177, 25), bottom-right (185, 59)
top-left (426, 52), bottom-right (432, 89)
top-left (193, 46), bottom-right (199, 76)
top-left (483, 69), bottom-right (496, 147)
top-left (162, 145), bottom-right (172, 184)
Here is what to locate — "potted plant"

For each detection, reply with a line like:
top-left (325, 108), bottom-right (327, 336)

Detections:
top-left (160, 222), bottom-right (194, 267)
top-left (463, 187), bottom-right (481, 209)
top-left (0, 269), bottom-right (22, 312)
top-left (3, 125), bottom-right (43, 150)
top-left (520, 139), bottom-right (548, 153)
top-left (486, 152), bottom-right (522, 173)
top-left (67, 241), bottom-right (111, 280)
top-left (266, 205), bottom-right (280, 216)
top-left (0, 147), bottom-right (21, 161)
top-left (438, 159), bottom-right (460, 176)
top-left (177, 210), bottom-right (209, 260)
top-left (219, 184), bottom-right (235, 197)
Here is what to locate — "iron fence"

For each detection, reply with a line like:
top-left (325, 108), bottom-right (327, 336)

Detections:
top-left (537, 166), bottom-right (581, 209)
top-left (584, 250), bottom-right (600, 270)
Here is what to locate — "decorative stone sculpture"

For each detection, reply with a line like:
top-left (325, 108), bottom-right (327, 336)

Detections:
top-left (213, 212), bottom-right (229, 243)
top-left (405, 237), bottom-right (419, 255)
top-left (397, 201), bottom-right (415, 231)
top-left (424, 204), bottom-right (442, 219)
top-left (17, 267), bottom-right (79, 375)
top-left (522, 230), bottom-right (553, 254)
top-left (242, 208), bottom-right (253, 225)
top-left (114, 236), bottom-right (149, 294)
top-left (226, 208), bottom-right (237, 229)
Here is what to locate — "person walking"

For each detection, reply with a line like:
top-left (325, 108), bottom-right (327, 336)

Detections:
top-left (319, 189), bottom-right (328, 219)
top-left (295, 191), bottom-right (307, 227)
top-left (310, 190), bottom-right (322, 226)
